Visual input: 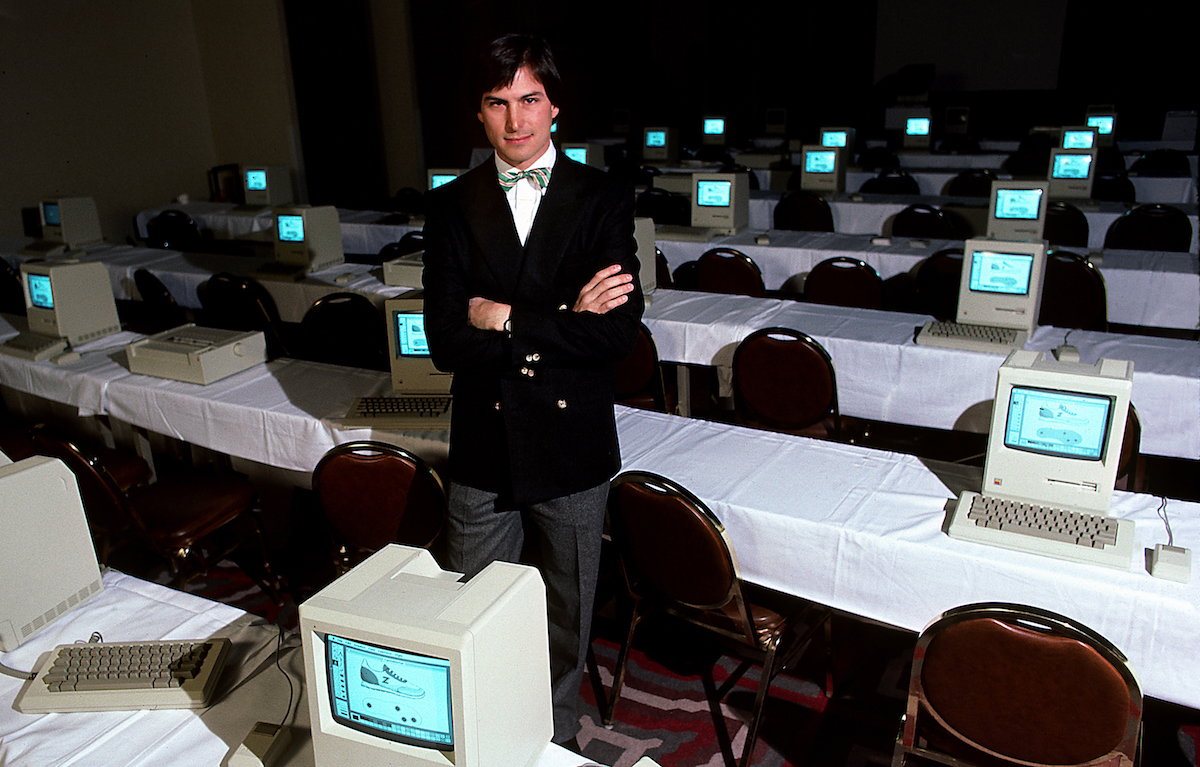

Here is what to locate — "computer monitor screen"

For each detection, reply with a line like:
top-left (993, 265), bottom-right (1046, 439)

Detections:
top-left (987, 181), bottom-right (1048, 240)
top-left (805, 150), bottom-right (837, 174)
top-left (1051, 153), bottom-right (1092, 180)
top-left (393, 312), bottom-right (430, 358)
top-left (20, 260), bottom-right (121, 345)
top-left (324, 634), bottom-right (454, 749)
top-left (26, 273), bottom-right (53, 309)
top-left (564, 146), bottom-right (587, 163)
top-left (41, 202), bottom-right (61, 227)
top-left (697, 179), bottom-right (731, 207)
top-left (982, 349), bottom-right (1133, 514)
top-left (968, 249), bottom-right (1034, 296)
top-left (646, 130), bottom-right (666, 148)
top-left (430, 174), bottom-right (455, 189)
top-left (703, 118), bottom-right (725, 136)
top-left (301, 545), bottom-right (553, 767)
top-left (1062, 129), bottom-right (1096, 149)
top-left (271, 205), bottom-right (344, 274)
top-left (906, 117), bottom-right (931, 136)
top-left (277, 214), bottom-right (305, 242)
top-left (955, 238), bottom-right (1047, 332)
top-left (245, 170), bottom-right (268, 191)
top-left (821, 130), bottom-right (847, 148)
top-left (1002, 385), bottom-right (1113, 461)
top-left (1086, 115), bottom-right (1114, 135)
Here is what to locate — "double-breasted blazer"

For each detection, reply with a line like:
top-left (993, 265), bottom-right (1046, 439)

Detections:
top-left (422, 156), bottom-right (643, 505)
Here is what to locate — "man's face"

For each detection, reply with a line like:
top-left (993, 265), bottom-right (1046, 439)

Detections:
top-left (478, 65), bottom-right (559, 170)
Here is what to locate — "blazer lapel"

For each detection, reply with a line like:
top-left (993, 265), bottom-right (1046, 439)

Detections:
top-left (523, 161), bottom-right (591, 281)
top-left (462, 165), bottom-right (524, 297)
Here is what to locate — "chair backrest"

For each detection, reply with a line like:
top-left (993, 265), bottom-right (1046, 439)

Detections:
top-left (1130, 148), bottom-right (1192, 177)
top-left (773, 190), bottom-right (835, 232)
top-left (914, 248), bottom-right (964, 321)
top-left (1092, 173), bottom-right (1137, 203)
top-left (1, 256), bottom-right (25, 315)
top-left (312, 441), bottom-right (447, 555)
top-left (654, 249), bottom-right (673, 289)
top-left (859, 168), bottom-right (920, 195)
top-left (944, 169), bottom-right (997, 198)
top-left (199, 272), bottom-right (290, 357)
top-left (1116, 404), bottom-right (1142, 492)
top-left (891, 203), bottom-right (960, 239)
top-left (144, 209), bottom-right (205, 250)
top-left (856, 146), bottom-right (899, 172)
top-left (804, 256), bottom-right (884, 310)
top-left (732, 327), bottom-right (840, 433)
top-left (299, 292), bottom-right (388, 370)
top-left (390, 186), bottom-right (424, 215)
top-left (907, 602), bottom-right (1141, 767)
top-left (133, 268), bottom-right (188, 332)
top-left (614, 323), bottom-right (666, 412)
top-left (634, 187), bottom-right (690, 226)
top-left (607, 471), bottom-right (739, 612)
top-left (1038, 251), bottom-right (1107, 331)
top-left (1044, 200), bottom-right (1090, 248)
top-left (1003, 132), bottom-right (1055, 179)
top-left (1103, 203), bottom-right (1193, 252)
top-left (696, 248), bottom-right (765, 297)
top-left (207, 163), bottom-right (242, 203)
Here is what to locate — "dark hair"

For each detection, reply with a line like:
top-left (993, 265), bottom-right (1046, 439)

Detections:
top-left (472, 34), bottom-right (563, 106)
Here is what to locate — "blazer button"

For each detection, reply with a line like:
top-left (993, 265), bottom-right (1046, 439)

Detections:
top-left (558, 304), bottom-right (569, 311)
top-left (557, 399), bottom-right (567, 409)
top-left (494, 401), bottom-right (502, 410)
top-left (531, 353), bottom-right (540, 361)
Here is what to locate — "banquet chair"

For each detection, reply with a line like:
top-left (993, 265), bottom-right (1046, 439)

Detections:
top-left (133, 268), bottom-right (190, 333)
top-left (696, 248), bottom-right (766, 297)
top-left (860, 168), bottom-right (920, 195)
top-left (1002, 132), bottom-right (1055, 179)
top-left (1038, 251), bottom-right (1107, 331)
top-left (299, 292), bottom-right (388, 371)
top-left (1092, 173), bottom-right (1137, 204)
top-left (1103, 204), bottom-right (1193, 253)
top-left (891, 203), bottom-right (963, 239)
top-left (29, 429), bottom-right (279, 599)
top-left (604, 471), bottom-right (833, 767)
top-left (198, 272), bottom-right (291, 358)
top-left (614, 322), bottom-right (669, 412)
top-left (655, 249), bottom-right (673, 288)
top-left (943, 169), bottom-right (997, 198)
top-left (858, 146), bottom-right (900, 172)
top-left (804, 256), bottom-right (884, 310)
top-left (635, 186), bottom-right (690, 226)
top-left (914, 248), bottom-right (964, 321)
top-left (1129, 148), bottom-right (1192, 178)
top-left (732, 327), bottom-right (857, 441)
top-left (1, 256), bottom-right (25, 315)
top-left (893, 602), bottom-right (1141, 767)
top-left (207, 163), bottom-right (241, 203)
top-left (144, 209), bottom-right (206, 251)
top-left (1044, 201), bottom-right (1090, 249)
top-left (311, 441), bottom-right (447, 574)
top-left (773, 190), bottom-right (835, 232)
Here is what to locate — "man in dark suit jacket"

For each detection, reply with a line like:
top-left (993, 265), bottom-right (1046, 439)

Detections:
top-left (422, 34), bottom-right (642, 744)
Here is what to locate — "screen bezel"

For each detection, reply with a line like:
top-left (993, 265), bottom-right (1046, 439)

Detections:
top-left (323, 632), bottom-right (454, 752)
top-left (1001, 384), bottom-right (1115, 462)
top-left (967, 249), bottom-right (1035, 297)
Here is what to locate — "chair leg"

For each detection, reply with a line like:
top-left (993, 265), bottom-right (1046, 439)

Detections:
top-left (603, 599), bottom-right (644, 725)
top-left (739, 636), bottom-right (782, 767)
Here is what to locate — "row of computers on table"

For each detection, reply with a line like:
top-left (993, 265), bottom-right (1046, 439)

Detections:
top-left (1, 447), bottom-right (563, 766)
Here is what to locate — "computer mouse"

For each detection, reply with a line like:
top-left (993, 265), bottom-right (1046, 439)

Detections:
top-left (754, 234), bottom-right (770, 245)
top-left (1052, 345), bottom-right (1080, 363)
top-left (334, 273), bottom-right (353, 285)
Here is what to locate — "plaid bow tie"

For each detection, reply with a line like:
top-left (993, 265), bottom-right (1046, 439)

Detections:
top-left (498, 167), bottom-right (551, 192)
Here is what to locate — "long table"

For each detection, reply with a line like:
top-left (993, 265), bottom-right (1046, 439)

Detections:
top-left (614, 407), bottom-right (1200, 711)
top-left (1, 316), bottom-right (1196, 712)
top-left (640, 290), bottom-right (1200, 460)
top-left (656, 229), bottom-right (1200, 331)
top-left (0, 569), bottom-right (589, 767)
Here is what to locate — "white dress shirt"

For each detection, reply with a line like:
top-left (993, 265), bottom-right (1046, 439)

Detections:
top-left (495, 143), bottom-right (556, 246)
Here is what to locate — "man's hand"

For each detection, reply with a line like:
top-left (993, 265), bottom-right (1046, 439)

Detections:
top-left (468, 296), bottom-right (511, 332)
top-left (573, 264), bottom-right (634, 314)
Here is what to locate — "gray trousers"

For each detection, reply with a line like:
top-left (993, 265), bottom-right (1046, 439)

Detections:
top-left (444, 481), bottom-right (607, 743)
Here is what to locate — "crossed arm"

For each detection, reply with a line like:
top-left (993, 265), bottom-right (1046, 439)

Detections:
top-left (467, 263), bottom-right (635, 331)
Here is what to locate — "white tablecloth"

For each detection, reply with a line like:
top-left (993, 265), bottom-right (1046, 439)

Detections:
top-left (641, 290), bottom-right (1200, 459)
top-left (614, 406), bottom-right (1200, 710)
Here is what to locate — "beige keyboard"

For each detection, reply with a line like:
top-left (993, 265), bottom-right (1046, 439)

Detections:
top-left (0, 332), bottom-right (68, 361)
top-left (916, 320), bottom-right (1025, 354)
top-left (15, 637), bottom-right (231, 713)
top-left (342, 395), bottom-right (452, 430)
top-left (947, 491), bottom-right (1134, 570)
